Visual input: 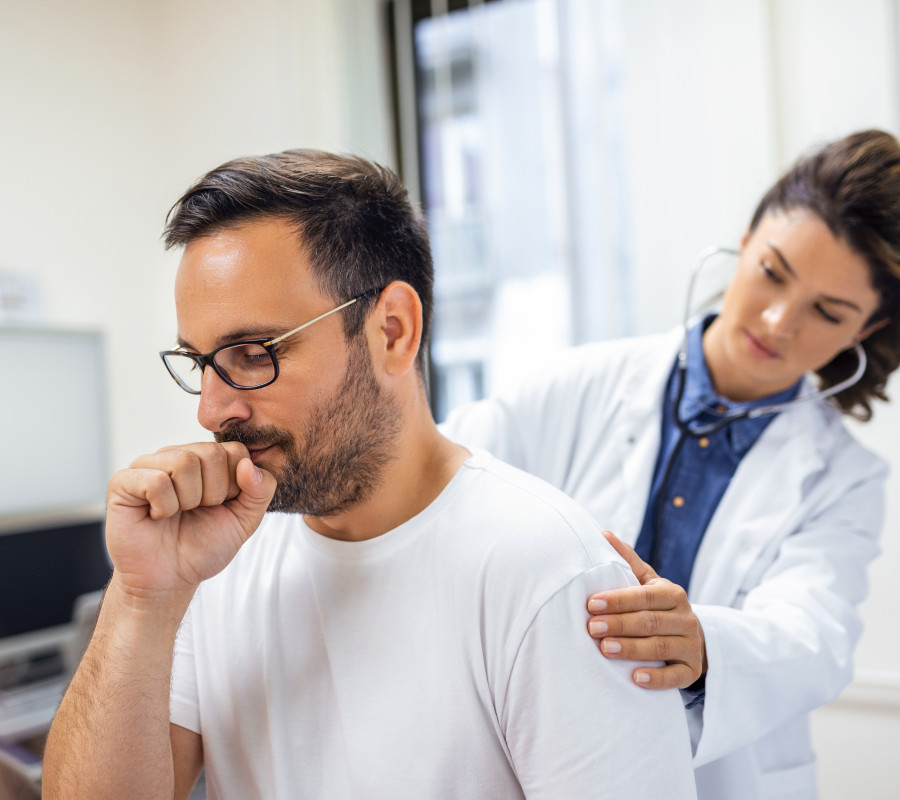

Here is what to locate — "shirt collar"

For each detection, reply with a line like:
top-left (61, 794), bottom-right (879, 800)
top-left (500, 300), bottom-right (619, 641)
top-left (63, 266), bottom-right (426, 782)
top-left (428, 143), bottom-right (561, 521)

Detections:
top-left (678, 315), bottom-right (802, 456)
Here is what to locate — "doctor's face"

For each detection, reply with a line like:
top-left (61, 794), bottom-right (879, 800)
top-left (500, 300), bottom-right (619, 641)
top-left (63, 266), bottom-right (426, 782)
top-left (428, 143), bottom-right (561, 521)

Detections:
top-left (702, 209), bottom-right (883, 402)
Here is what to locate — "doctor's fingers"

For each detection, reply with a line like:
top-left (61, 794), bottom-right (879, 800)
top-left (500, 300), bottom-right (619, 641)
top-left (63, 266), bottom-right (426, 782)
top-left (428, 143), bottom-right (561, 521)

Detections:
top-left (599, 529), bottom-right (658, 584)
top-left (587, 578), bottom-right (688, 616)
top-left (595, 633), bottom-right (704, 688)
top-left (629, 663), bottom-right (700, 691)
top-left (587, 606), bottom-right (693, 640)
top-left (129, 443), bottom-right (248, 508)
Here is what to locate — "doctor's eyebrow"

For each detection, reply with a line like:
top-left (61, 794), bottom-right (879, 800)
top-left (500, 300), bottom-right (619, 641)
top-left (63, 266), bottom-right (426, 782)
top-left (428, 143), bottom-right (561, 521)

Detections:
top-left (767, 242), bottom-right (864, 312)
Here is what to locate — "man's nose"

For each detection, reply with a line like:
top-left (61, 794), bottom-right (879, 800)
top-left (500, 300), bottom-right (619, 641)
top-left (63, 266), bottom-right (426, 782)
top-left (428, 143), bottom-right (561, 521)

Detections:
top-left (196, 366), bottom-right (252, 433)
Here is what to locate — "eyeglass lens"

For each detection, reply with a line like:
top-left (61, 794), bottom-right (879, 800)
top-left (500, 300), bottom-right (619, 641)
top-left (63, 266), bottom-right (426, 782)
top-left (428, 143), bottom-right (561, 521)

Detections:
top-left (164, 343), bottom-right (275, 392)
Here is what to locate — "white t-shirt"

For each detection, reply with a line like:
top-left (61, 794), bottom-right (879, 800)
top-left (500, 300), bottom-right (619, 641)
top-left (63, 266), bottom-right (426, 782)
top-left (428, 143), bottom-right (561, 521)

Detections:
top-left (171, 450), bottom-right (696, 799)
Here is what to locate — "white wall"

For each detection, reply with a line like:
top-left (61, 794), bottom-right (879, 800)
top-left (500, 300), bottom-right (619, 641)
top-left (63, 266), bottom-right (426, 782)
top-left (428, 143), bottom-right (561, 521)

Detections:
top-left (0, 0), bottom-right (393, 472)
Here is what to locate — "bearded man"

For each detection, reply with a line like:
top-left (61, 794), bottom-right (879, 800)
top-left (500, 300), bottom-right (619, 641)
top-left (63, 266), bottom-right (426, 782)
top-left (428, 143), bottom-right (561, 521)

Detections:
top-left (42, 150), bottom-right (695, 800)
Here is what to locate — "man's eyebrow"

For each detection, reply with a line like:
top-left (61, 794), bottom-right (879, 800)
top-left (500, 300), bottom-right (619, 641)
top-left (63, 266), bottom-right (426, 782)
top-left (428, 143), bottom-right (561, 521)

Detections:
top-left (175, 327), bottom-right (290, 351)
top-left (768, 242), bottom-right (863, 312)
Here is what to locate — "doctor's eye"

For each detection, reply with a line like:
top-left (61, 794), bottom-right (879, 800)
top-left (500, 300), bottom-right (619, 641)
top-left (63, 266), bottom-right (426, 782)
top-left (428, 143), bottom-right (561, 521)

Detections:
top-left (760, 261), bottom-right (783, 283)
top-left (815, 304), bottom-right (842, 324)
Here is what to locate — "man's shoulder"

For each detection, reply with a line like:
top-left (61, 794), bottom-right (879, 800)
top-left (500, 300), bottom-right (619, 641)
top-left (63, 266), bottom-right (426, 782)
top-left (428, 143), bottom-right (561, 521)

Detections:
top-left (453, 450), bottom-right (632, 574)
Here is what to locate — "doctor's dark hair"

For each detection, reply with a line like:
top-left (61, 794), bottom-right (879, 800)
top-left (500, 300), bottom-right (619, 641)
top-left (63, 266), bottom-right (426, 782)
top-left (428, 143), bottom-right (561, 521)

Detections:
top-left (163, 149), bottom-right (434, 374)
top-left (749, 129), bottom-right (900, 420)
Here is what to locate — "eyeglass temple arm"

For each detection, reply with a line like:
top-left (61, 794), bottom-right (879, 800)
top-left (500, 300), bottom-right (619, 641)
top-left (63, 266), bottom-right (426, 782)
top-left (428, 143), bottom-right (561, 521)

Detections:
top-left (263, 297), bottom-right (361, 348)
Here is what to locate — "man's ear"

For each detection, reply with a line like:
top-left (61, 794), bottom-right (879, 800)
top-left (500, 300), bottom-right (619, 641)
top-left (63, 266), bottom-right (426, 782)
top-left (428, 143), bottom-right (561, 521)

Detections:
top-left (369, 281), bottom-right (422, 377)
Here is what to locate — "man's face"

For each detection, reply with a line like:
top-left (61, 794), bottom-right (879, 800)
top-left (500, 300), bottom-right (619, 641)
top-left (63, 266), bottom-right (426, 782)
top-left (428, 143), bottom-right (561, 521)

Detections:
top-left (174, 217), bottom-right (400, 516)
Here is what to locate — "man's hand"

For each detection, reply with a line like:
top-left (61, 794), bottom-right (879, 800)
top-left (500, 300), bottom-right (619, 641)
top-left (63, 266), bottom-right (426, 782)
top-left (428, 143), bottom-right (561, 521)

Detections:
top-left (106, 441), bottom-right (277, 601)
top-left (587, 530), bottom-right (707, 689)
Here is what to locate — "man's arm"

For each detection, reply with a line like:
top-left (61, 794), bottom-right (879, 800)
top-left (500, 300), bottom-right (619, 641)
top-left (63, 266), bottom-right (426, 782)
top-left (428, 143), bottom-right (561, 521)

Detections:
top-left (501, 565), bottom-right (697, 798)
top-left (42, 443), bottom-right (275, 800)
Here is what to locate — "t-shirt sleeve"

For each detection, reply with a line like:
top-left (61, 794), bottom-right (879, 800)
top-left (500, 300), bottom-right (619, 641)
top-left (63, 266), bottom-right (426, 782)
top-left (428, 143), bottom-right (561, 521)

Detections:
top-left (499, 564), bottom-right (697, 799)
top-left (170, 604), bottom-right (201, 734)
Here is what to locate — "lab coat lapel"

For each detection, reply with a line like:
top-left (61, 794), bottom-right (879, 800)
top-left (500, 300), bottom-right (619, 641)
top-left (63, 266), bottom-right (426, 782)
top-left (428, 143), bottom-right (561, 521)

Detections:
top-left (616, 328), bottom-right (682, 547)
top-left (689, 383), bottom-right (826, 605)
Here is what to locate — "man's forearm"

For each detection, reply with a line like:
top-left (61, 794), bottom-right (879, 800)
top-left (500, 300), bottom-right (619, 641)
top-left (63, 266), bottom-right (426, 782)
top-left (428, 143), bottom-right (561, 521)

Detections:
top-left (42, 574), bottom-right (192, 800)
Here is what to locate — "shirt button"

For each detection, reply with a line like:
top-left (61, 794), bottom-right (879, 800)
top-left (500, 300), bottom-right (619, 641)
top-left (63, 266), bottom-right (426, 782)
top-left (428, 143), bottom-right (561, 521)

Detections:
top-left (698, 437), bottom-right (709, 448)
top-left (672, 496), bottom-right (686, 508)
top-left (716, 404), bottom-right (726, 414)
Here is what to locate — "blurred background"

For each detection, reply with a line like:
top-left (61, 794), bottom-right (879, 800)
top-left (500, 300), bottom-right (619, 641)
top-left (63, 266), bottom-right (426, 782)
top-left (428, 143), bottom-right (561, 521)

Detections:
top-left (1, 0), bottom-right (898, 796)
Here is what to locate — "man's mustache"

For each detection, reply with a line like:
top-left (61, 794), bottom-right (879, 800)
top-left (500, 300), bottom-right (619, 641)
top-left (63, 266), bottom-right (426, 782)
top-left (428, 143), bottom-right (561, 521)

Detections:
top-left (215, 423), bottom-right (295, 450)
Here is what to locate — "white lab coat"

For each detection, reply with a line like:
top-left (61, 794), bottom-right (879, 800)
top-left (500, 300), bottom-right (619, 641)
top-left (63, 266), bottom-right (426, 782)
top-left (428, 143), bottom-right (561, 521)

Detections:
top-left (441, 327), bottom-right (886, 800)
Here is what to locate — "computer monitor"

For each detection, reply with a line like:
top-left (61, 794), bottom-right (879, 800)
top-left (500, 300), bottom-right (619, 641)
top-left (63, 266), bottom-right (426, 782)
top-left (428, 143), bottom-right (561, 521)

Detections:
top-left (0, 328), bottom-right (112, 738)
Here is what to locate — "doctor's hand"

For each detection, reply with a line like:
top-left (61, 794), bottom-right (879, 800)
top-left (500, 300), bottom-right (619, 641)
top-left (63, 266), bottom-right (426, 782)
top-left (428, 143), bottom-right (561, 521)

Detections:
top-left (587, 529), bottom-right (707, 690)
top-left (105, 442), bottom-right (277, 604)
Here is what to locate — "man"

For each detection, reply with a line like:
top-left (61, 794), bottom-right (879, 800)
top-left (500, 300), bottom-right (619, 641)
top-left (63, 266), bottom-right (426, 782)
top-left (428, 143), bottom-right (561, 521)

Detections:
top-left (42, 150), bottom-right (695, 799)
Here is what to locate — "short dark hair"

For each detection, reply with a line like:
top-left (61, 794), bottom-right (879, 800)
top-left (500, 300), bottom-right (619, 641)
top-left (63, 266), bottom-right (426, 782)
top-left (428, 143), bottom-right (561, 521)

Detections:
top-left (163, 149), bottom-right (434, 373)
top-left (749, 129), bottom-right (900, 420)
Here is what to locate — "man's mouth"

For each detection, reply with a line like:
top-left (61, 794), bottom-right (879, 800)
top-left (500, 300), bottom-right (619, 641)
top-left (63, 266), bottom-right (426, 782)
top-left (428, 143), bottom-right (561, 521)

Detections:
top-left (246, 444), bottom-right (276, 462)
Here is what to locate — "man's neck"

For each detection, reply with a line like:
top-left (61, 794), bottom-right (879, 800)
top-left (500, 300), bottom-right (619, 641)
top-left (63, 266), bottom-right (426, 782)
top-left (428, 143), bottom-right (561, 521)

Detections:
top-left (303, 419), bottom-right (470, 542)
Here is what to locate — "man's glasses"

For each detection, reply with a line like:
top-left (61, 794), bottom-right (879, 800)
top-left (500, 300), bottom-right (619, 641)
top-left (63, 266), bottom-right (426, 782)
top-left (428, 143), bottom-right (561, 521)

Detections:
top-left (159, 288), bottom-right (382, 395)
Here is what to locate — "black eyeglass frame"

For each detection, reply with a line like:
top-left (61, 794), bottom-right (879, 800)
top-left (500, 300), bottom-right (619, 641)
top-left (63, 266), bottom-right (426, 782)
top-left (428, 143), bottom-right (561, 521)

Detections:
top-left (159, 287), bottom-right (383, 395)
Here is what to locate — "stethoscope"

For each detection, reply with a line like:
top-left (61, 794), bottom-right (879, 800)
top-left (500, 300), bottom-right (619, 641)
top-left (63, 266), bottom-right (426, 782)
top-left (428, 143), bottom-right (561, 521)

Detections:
top-left (649, 246), bottom-right (868, 564)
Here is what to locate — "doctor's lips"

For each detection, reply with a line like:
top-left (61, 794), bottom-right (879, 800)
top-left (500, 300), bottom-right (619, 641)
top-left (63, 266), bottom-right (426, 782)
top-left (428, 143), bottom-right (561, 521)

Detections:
top-left (743, 329), bottom-right (782, 359)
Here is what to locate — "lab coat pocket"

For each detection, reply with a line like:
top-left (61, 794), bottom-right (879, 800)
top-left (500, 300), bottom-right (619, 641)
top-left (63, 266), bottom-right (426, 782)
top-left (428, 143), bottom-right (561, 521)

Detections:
top-left (757, 759), bottom-right (817, 799)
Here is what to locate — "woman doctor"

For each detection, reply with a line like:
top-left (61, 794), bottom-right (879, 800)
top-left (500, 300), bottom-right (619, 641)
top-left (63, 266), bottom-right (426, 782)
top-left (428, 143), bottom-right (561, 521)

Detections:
top-left (442, 129), bottom-right (900, 799)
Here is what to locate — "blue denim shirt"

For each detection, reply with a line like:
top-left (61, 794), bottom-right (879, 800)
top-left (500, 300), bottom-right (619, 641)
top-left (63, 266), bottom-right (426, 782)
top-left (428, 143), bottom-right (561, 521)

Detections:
top-left (634, 317), bottom-right (801, 593)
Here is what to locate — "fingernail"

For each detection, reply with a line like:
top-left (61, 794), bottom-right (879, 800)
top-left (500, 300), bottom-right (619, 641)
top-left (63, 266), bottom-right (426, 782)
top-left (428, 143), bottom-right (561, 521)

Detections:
top-left (587, 598), bottom-right (607, 613)
top-left (588, 620), bottom-right (608, 636)
top-left (602, 640), bottom-right (621, 655)
top-left (635, 671), bottom-right (651, 684)
top-left (253, 467), bottom-right (263, 482)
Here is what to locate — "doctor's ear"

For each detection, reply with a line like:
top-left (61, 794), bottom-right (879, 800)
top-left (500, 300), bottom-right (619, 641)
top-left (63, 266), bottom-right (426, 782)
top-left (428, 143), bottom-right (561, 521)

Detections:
top-left (367, 281), bottom-right (423, 377)
top-left (739, 229), bottom-right (751, 250)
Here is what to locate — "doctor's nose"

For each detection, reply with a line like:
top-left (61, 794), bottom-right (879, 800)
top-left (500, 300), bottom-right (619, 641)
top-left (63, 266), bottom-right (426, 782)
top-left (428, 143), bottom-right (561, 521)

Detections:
top-left (196, 366), bottom-right (253, 433)
top-left (761, 301), bottom-right (801, 339)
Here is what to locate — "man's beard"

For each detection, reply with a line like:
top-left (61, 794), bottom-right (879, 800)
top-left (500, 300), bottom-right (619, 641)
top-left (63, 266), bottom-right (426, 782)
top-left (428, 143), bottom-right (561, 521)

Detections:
top-left (215, 339), bottom-right (401, 516)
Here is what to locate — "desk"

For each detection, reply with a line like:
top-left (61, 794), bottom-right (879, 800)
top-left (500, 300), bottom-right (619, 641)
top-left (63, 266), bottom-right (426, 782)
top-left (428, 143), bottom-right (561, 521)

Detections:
top-left (0, 732), bottom-right (44, 800)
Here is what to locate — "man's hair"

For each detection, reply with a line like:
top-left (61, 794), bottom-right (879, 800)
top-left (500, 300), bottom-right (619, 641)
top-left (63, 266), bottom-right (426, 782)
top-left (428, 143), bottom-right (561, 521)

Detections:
top-left (163, 149), bottom-right (434, 373)
top-left (748, 129), bottom-right (900, 420)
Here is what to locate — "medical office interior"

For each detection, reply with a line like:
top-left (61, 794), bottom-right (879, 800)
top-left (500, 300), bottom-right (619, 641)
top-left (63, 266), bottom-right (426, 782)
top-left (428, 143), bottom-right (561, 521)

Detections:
top-left (1, 0), bottom-right (898, 796)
